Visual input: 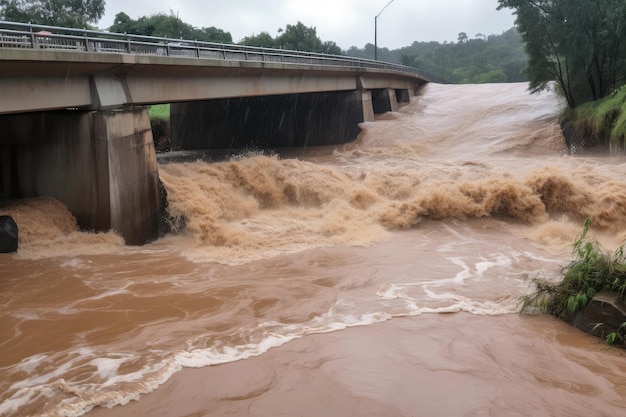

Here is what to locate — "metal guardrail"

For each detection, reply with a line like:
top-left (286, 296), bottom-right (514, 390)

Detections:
top-left (0, 20), bottom-right (428, 79)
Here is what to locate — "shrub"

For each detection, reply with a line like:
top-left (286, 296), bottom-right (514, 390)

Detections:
top-left (520, 219), bottom-right (626, 322)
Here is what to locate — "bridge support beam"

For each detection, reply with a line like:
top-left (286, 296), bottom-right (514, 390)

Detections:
top-left (0, 108), bottom-right (160, 245)
top-left (170, 90), bottom-right (369, 150)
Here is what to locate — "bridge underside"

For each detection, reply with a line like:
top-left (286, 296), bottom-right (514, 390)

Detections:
top-left (170, 87), bottom-right (412, 150)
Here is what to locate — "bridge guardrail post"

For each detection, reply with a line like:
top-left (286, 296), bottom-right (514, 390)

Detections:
top-left (84, 32), bottom-right (91, 52)
top-left (28, 22), bottom-right (36, 49)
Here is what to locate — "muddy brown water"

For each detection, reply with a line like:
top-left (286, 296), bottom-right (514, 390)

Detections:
top-left (2, 83), bottom-right (626, 417)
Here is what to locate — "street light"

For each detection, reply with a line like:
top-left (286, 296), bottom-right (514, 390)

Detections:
top-left (374, 0), bottom-right (394, 61)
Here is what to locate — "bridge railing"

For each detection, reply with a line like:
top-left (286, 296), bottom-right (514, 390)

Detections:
top-left (0, 20), bottom-right (428, 79)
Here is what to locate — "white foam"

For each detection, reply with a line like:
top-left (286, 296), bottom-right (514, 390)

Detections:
top-left (448, 257), bottom-right (473, 284)
top-left (421, 285), bottom-right (516, 315)
top-left (58, 287), bottom-right (132, 314)
top-left (475, 253), bottom-right (513, 278)
top-left (90, 355), bottom-right (135, 382)
top-left (176, 333), bottom-right (293, 368)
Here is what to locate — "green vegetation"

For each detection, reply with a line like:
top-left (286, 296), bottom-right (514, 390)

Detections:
top-left (108, 11), bottom-right (232, 43)
top-left (521, 220), bottom-right (626, 344)
top-left (0, 0), bottom-right (105, 28)
top-left (107, 14), bottom-right (339, 54)
top-left (149, 104), bottom-right (169, 121)
top-left (148, 105), bottom-right (170, 151)
top-left (497, 0), bottom-right (626, 108)
top-left (240, 22), bottom-right (342, 55)
top-left (345, 28), bottom-right (527, 84)
top-left (565, 85), bottom-right (626, 149)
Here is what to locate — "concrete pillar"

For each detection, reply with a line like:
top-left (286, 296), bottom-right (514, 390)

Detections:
top-left (372, 88), bottom-right (399, 114)
top-left (0, 108), bottom-right (160, 245)
top-left (361, 90), bottom-right (375, 122)
top-left (94, 109), bottom-right (161, 245)
top-left (170, 90), bottom-right (368, 150)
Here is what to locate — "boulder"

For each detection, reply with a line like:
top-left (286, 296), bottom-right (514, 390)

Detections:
top-left (573, 292), bottom-right (626, 341)
top-left (0, 215), bottom-right (18, 253)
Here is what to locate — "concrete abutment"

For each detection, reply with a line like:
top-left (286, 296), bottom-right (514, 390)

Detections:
top-left (0, 107), bottom-right (160, 245)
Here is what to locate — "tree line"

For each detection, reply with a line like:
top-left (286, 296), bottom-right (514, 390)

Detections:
top-left (108, 11), bottom-right (232, 44)
top-left (345, 28), bottom-right (527, 84)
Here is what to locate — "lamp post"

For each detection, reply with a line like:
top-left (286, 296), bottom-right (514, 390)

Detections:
top-left (374, 0), bottom-right (394, 60)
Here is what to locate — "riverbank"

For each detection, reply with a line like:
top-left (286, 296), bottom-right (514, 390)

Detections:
top-left (561, 85), bottom-right (626, 154)
top-left (521, 220), bottom-right (626, 346)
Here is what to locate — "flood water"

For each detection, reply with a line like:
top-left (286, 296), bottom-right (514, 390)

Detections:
top-left (2, 83), bottom-right (626, 417)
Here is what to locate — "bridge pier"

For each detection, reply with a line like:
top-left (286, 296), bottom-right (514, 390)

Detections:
top-left (170, 90), bottom-right (370, 150)
top-left (0, 108), bottom-right (160, 245)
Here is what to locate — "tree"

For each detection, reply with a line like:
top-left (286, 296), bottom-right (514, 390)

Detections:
top-left (0, 0), bottom-right (105, 28)
top-left (498, 0), bottom-right (626, 108)
top-left (240, 32), bottom-right (275, 48)
top-left (321, 40), bottom-right (342, 55)
top-left (240, 22), bottom-right (343, 55)
top-left (108, 11), bottom-right (232, 43)
top-left (457, 32), bottom-right (468, 43)
top-left (276, 22), bottom-right (322, 51)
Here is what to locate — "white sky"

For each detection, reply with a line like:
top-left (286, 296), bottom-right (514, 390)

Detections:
top-left (98, 0), bottom-right (516, 50)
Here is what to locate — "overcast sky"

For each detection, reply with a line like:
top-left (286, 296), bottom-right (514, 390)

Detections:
top-left (98, 0), bottom-right (516, 50)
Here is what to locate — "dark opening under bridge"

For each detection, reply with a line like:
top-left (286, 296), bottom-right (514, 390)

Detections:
top-left (0, 21), bottom-right (429, 245)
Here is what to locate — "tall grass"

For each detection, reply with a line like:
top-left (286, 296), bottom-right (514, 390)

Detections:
top-left (568, 85), bottom-right (626, 149)
top-left (148, 104), bottom-right (170, 149)
top-left (520, 219), bottom-right (626, 323)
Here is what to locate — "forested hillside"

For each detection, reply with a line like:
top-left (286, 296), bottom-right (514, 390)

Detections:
top-left (346, 28), bottom-right (527, 84)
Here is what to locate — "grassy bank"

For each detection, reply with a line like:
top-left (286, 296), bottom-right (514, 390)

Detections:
top-left (564, 85), bottom-right (626, 152)
top-left (521, 220), bottom-right (626, 345)
top-left (148, 104), bottom-right (170, 152)
top-left (149, 104), bottom-right (170, 121)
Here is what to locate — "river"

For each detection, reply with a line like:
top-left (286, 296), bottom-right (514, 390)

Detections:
top-left (2, 82), bottom-right (626, 417)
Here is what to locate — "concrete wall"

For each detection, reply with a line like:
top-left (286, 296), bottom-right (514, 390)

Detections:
top-left (170, 90), bottom-right (368, 150)
top-left (0, 108), bottom-right (160, 245)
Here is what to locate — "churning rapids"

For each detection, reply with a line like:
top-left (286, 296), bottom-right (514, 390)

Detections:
top-left (2, 83), bottom-right (626, 417)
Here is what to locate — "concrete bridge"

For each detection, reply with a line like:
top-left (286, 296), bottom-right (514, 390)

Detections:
top-left (0, 21), bottom-right (428, 245)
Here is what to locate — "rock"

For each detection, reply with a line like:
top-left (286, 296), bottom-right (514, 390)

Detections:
top-left (0, 215), bottom-right (18, 253)
top-left (560, 118), bottom-right (610, 155)
top-left (573, 292), bottom-right (626, 341)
